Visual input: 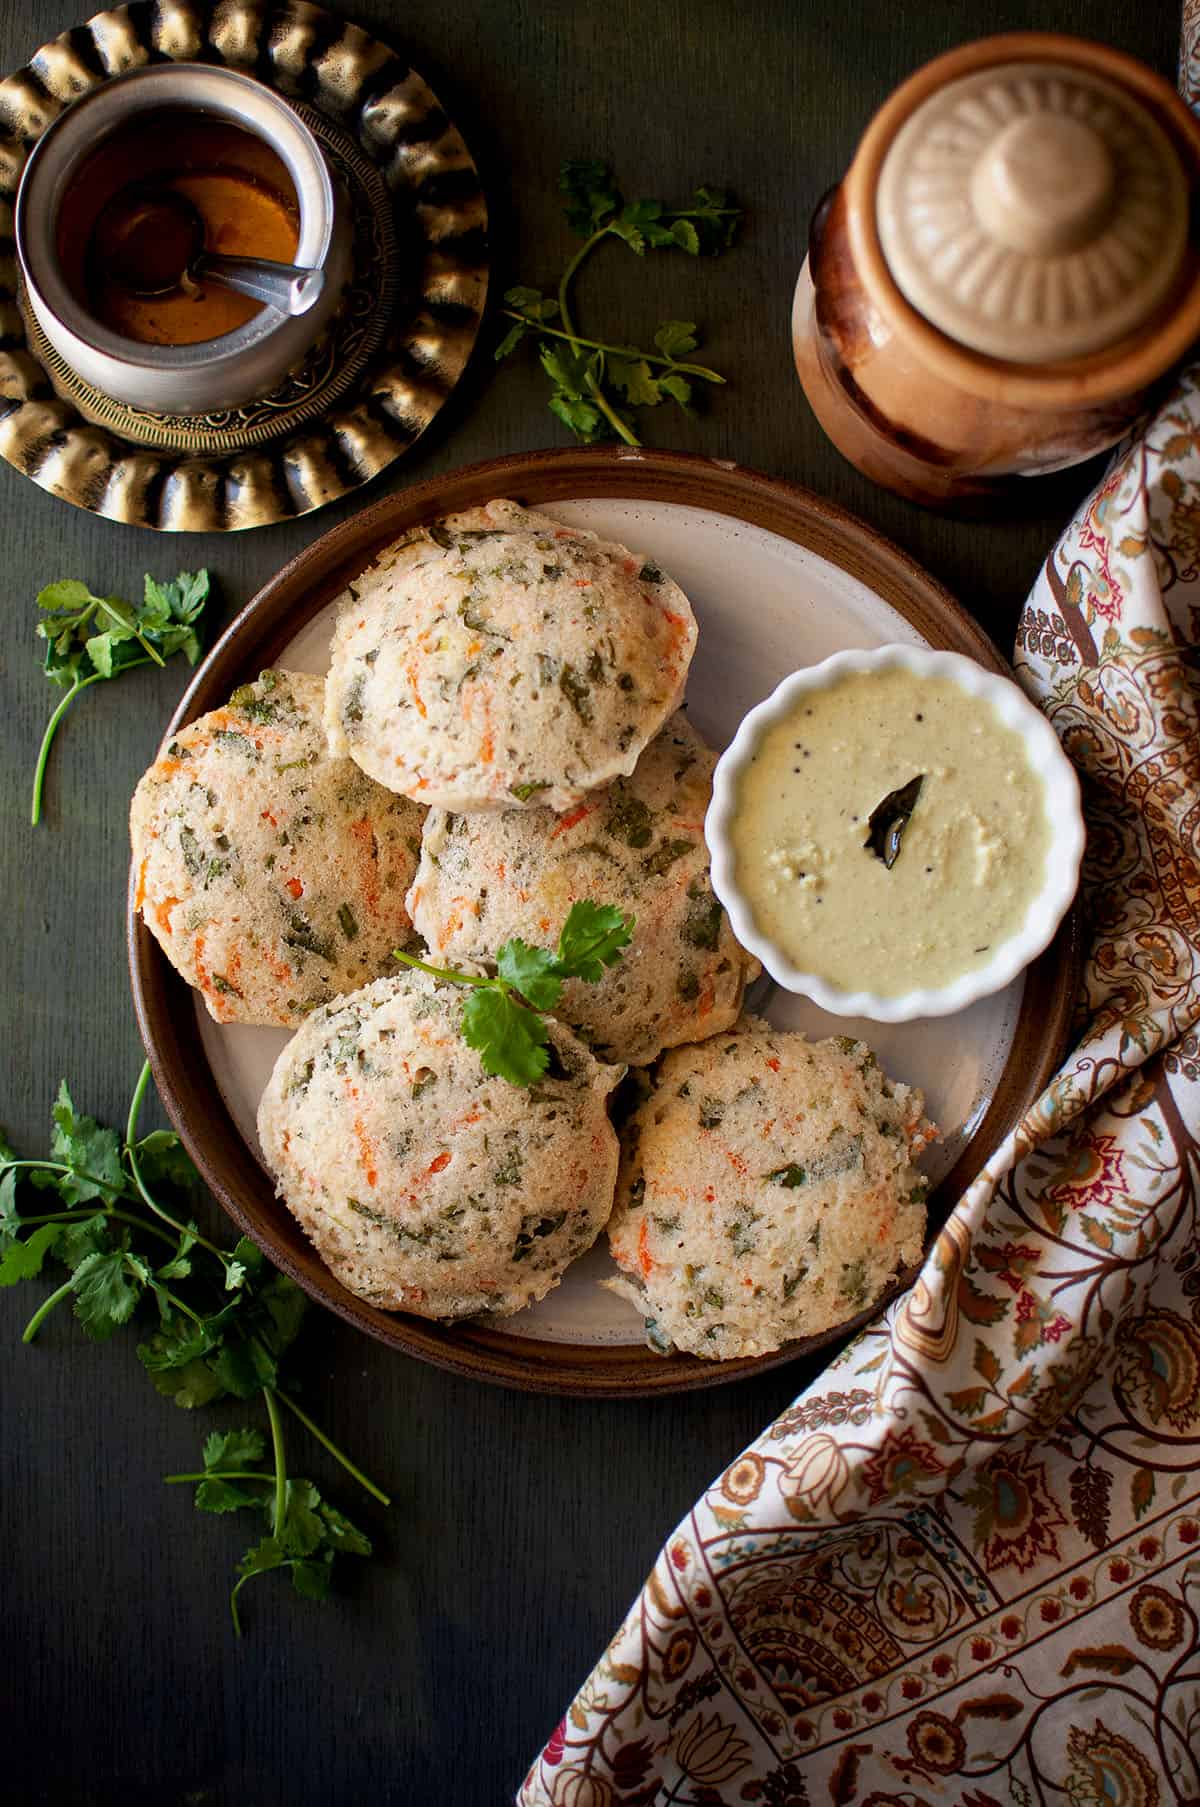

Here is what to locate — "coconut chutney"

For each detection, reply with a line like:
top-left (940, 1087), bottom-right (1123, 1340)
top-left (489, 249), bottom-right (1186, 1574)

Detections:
top-left (731, 666), bottom-right (1051, 995)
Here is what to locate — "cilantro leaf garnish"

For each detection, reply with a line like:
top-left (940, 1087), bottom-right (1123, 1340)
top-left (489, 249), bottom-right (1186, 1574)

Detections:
top-left (30, 569), bottom-right (211, 825)
top-left (493, 938), bottom-right (566, 1011)
top-left (495, 160), bottom-right (741, 446)
top-left (394, 900), bottom-right (634, 1085)
top-left (555, 901), bottom-right (634, 982)
top-left (1, 1060), bottom-right (388, 1635)
top-left (462, 988), bottom-right (552, 1086)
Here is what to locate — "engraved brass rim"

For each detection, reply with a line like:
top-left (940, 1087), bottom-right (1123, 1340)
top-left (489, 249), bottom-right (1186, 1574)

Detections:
top-left (0, 1), bottom-right (488, 531)
top-left (128, 446), bottom-right (1081, 1397)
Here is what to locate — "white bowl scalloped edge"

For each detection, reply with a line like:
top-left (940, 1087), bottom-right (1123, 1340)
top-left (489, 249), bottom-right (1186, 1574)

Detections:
top-left (704, 644), bottom-right (1085, 1023)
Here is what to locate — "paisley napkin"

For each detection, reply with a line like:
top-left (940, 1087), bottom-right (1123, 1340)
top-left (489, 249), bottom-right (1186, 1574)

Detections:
top-left (520, 103), bottom-right (1200, 1807)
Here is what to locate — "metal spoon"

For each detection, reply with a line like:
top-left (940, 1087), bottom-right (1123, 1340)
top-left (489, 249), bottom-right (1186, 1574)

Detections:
top-left (93, 187), bottom-right (324, 318)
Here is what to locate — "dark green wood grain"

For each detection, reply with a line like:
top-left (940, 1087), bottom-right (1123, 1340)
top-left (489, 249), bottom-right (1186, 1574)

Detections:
top-left (0, 1), bottom-right (1179, 1802)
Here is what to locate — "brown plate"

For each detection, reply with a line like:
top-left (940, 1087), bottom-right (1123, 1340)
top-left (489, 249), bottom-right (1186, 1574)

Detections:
top-left (128, 447), bottom-right (1079, 1395)
top-left (0, 1), bottom-right (487, 530)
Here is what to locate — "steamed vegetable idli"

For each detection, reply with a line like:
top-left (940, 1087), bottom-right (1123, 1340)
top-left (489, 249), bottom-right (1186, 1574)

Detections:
top-left (257, 968), bottom-right (623, 1318)
top-left (407, 712), bottom-right (759, 1065)
top-left (131, 669), bottom-right (424, 1026)
top-left (607, 1019), bottom-right (935, 1359)
top-left (323, 498), bottom-right (698, 812)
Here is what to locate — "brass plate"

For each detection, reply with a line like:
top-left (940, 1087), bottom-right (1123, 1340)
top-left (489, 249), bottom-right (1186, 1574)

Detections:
top-left (0, 1), bottom-right (488, 531)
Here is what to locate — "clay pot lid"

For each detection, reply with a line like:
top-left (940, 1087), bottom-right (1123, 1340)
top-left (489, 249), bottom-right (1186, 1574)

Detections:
top-left (876, 60), bottom-right (1190, 363)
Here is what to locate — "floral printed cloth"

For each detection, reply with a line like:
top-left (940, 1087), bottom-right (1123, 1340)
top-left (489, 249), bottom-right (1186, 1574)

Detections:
top-left (519, 254), bottom-right (1200, 1807)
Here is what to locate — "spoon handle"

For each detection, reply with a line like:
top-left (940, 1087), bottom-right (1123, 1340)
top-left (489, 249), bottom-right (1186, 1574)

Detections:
top-left (199, 254), bottom-right (325, 317)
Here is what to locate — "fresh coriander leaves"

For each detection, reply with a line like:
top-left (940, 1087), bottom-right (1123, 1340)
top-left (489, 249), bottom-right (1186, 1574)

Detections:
top-left (494, 938), bottom-right (568, 1011)
top-left (30, 569), bottom-right (210, 826)
top-left (653, 321), bottom-right (700, 360)
top-left (0, 1222), bottom-right (62, 1282)
top-left (394, 900), bottom-right (634, 1086)
top-left (557, 160), bottom-right (738, 253)
top-left (48, 1080), bottom-right (126, 1203)
top-left (560, 157), bottom-right (621, 235)
top-left (496, 160), bottom-right (741, 446)
top-left (555, 900), bottom-right (639, 982)
top-left (72, 1246), bottom-right (148, 1338)
top-left (460, 984), bottom-right (552, 1087)
top-left (1, 1062), bottom-right (388, 1633)
top-left (166, 1422), bottom-right (374, 1632)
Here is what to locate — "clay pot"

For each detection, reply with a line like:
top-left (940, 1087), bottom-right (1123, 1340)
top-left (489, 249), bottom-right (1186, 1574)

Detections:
top-left (793, 33), bottom-right (1200, 508)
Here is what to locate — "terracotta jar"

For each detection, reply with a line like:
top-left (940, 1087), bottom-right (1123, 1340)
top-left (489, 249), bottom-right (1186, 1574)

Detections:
top-left (793, 33), bottom-right (1200, 508)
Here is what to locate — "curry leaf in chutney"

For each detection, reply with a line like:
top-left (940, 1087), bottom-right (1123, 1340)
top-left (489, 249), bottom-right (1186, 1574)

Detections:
top-left (865, 775), bottom-right (925, 870)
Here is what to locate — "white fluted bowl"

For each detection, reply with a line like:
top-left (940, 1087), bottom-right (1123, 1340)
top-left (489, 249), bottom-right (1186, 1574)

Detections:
top-left (705, 644), bottom-right (1084, 1022)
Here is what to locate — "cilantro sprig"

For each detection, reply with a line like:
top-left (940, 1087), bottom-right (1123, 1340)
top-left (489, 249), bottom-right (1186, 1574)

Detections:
top-left (1, 1062), bottom-right (386, 1633)
top-left (496, 160), bottom-right (741, 446)
top-left (393, 900), bottom-right (634, 1085)
top-left (30, 570), bottom-right (210, 825)
top-left (164, 1420), bottom-right (374, 1634)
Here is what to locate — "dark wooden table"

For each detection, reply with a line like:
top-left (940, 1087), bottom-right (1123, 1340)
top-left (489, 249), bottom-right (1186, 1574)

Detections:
top-left (1, 3), bottom-right (1178, 1802)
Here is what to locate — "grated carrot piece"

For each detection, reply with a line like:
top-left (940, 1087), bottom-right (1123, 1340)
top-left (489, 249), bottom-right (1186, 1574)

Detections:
top-left (638, 1220), bottom-right (655, 1278)
top-left (193, 933), bottom-right (212, 993)
top-left (406, 654), bottom-right (427, 718)
top-left (262, 945), bottom-right (293, 984)
top-left (353, 1116), bottom-right (378, 1188)
top-left (551, 803), bottom-right (590, 838)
